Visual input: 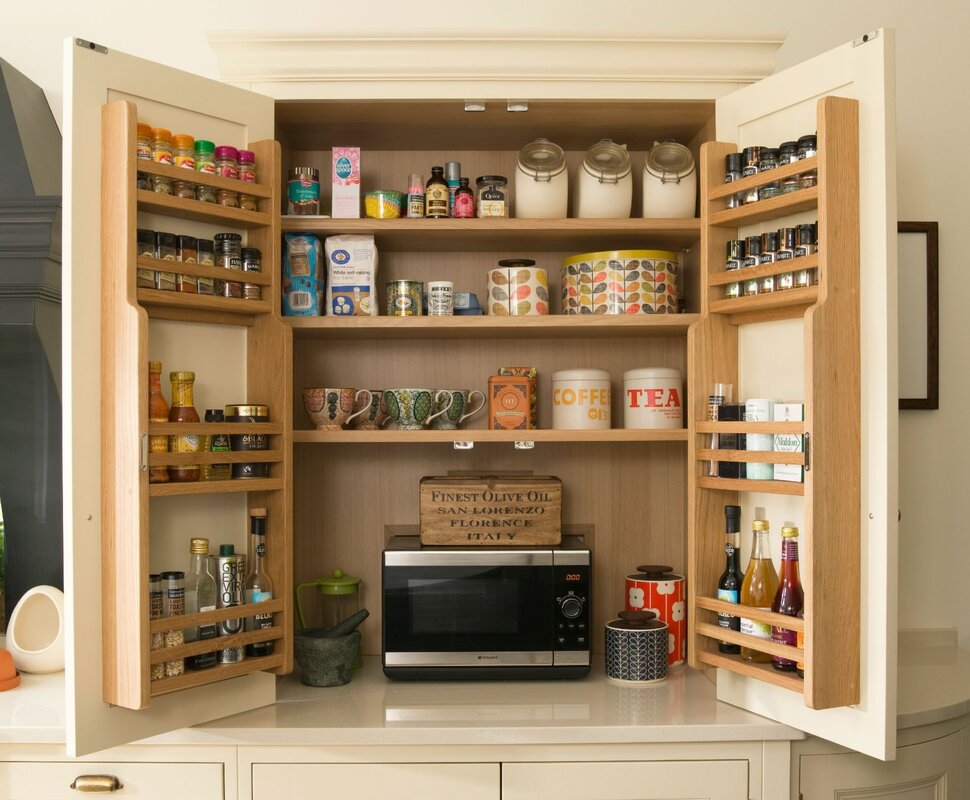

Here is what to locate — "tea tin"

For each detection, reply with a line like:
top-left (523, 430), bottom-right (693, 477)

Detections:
top-left (386, 280), bottom-right (423, 316)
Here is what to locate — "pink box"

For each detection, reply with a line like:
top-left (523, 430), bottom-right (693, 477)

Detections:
top-left (331, 147), bottom-right (361, 218)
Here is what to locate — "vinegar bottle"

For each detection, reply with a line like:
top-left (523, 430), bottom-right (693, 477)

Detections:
top-left (245, 509), bottom-right (275, 657)
top-left (716, 504), bottom-right (744, 654)
top-left (739, 519), bottom-right (779, 663)
top-left (147, 361), bottom-right (170, 483)
top-left (771, 526), bottom-right (804, 671)
top-left (168, 370), bottom-right (201, 482)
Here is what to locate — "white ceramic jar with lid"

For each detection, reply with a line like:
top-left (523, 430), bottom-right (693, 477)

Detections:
top-left (514, 138), bottom-right (568, 219)
top-left (623, 368), bottom-right (683, 429)
top-left (642, 141), bottom-right (696, 219)
top-left (552, 368), bottom-right (612, 429)
top-left (574, 139), bottom-right (632, 219)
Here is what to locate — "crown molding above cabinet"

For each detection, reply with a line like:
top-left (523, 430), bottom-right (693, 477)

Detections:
top-left (205, 33), bottom-right (784, 100)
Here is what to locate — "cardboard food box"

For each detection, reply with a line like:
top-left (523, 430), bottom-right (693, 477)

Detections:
top-left (419, 474), bottom-right (562, 545)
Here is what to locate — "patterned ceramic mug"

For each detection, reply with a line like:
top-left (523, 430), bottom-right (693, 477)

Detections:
top-left (352, 389), bottom-right (387, 430)
top-left (429, 389), bottom-right (487, 430)
top-left (303, 388), bottom-right (373, 431)
top-left (381, 388), bottom-right (453, 431)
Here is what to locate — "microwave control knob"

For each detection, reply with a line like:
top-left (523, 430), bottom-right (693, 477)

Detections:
top-left (560, 596), bottom-right (583, 619)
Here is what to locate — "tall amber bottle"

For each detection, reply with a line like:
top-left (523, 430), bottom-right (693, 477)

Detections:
top-left (739, 519), bottom-right (779, 663)
top-left (168, 371), bottom-right (201, 482)
top-left (147, 361), bottom-right (170, 483)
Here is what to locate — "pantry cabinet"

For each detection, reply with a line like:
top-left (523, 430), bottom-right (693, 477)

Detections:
top-left (64, 30), bottom-right (896, 759)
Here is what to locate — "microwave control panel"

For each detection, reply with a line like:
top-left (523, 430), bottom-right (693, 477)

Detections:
top-left (553, 555), bottom-right (591, 652)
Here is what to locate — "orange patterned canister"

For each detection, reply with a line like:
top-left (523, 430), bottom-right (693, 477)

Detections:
top-left (625, 565), bottom-right (686, 667)
top-left (487, 259), bottom-right (549, 315)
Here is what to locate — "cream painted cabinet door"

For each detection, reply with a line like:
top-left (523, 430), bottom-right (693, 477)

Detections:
top-left (64, 39), bottom-right (275, 756)
top-left (251, 763), bottom-right (499, 799)
top-left (799, 731), bottom-right (965, 799)
top-left (712, 29), bottom-right (898, 761)
top-left (502, 761), bottom-right (749, 800)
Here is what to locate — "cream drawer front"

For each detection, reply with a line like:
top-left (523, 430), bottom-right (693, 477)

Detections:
top-left (503, 761), bottom-right (749, 800)
top-left (0, 761), bottom-right (224, 799)
top-left (252, 763), bottom-right (499, 799)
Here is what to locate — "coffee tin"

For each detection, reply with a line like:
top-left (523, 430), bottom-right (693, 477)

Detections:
top-left (551, 368), bottom-right (611, 430)
top-left (386, 280), bottom-right (423, 316)
top-left (224, 404), bottom-right (270, 479)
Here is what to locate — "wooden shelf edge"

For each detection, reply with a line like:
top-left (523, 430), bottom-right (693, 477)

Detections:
top-left (709, 286), bottom-right (818, 318)
top-left (708, 157), bottom-right (818, 201)
top-left (280, 217), bottom-right (702, 234)
top-left (150, 599), bottom-right (285, 634)
top-left (137, 189), bottom-right (271, 228)
top-left (149, 477), bottom-right (283, 496)
top-left (708, 254), bottom-right (820, 287)
top-left (149, 422), bottom-right (283, 435)
top-left (695, 448), bottom-right (805, 465)
top-left (293, 428), bottom-right (690, 444)
top-left (149, 627), bottom-right (284, 664)
top-left (694, 421), bottom-right (804, 435)
top-left (137, 256), bottom-right (273, 287)
top-left (137, 288), bottom-right (272, 317)
top-left (695, 476), bottom-right (804, 496)
top-left (695, 650), bottom-right (804, 694)
top-left (149, 449), bottom-right (284, 466)
top-left (138, 159), bottom-right (273, 198)
top-left (695, 596), bottom-right (804, 632)
top-left (695, 622), bottom-right (802, 662)
top-left (149, 654), bottom-right (284, 697)
top-left (709, 186), bottom-right (818, 227)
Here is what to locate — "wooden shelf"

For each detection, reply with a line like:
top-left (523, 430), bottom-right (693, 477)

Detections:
top-left (695, 651), bottom-right (804, 694)
top-left (137, 288), bottom-right (272, 323)
top-left (148, 654), bottom-right (285, 698)
top-left (709, 186), bottom-right (818, 228)
top-left (695, 448), bottom-right (805, 465)
top-left (695, 476), bottom-right (804, 496)
top-left (149, 449), bottom-right (284, 466)
top-left (137, 159), bottom-right (273, 198)
top-left (137, 256), bottom-right (273, 287)
top-left (708, 254), bottom-right (819, 287)
top-left (293, 428), bottom-right (689, 444)
top-left (280, 216), bottom-right (701, 252)
top-left (695, 596), bottom-right (805, 632)
top-left (149, 627), bottom-right (284, 665)
top-left (149, 599), bottom-right (285, 634)
top-left (137, 189), bottom-right (271, 228)
top-left (695, 421), bottom-right (804, 435)
top-left (288, 313), bottom-right (701, 340)
top-left (149, 423), bottom-right (283, 436)
top-left (148, 478), bottom-right (283, 496)
top-left (708, 156), bottom-right (818, 202)
top-left (708, 286), bottom-right (819, 323)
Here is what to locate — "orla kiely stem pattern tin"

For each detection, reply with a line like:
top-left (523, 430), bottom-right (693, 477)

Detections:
top-left (487, 259), bottom-right (549, 315)
top-left (605, 610), bottom-right (668, 684)
top-left (561, 250), bottom-right (680, 314)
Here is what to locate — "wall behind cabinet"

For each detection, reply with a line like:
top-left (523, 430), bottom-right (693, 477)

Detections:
top-left (0, 0), bottom-right (966, 646)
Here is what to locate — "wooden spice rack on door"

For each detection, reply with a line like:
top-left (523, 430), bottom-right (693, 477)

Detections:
top-left (100, 99), bottom-right (292, 710)
top-left (687, 95), bottom-right (861, 710)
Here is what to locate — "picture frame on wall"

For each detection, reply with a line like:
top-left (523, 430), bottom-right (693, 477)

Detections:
top-left (897, 221), bottom-right (939, 410)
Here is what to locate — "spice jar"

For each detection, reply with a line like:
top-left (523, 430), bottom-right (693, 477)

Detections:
top-left (195, 139), bottom-right (215, 174)
top-left (149, 574), bottom-right (164, 681)
top-left (136, 122), bottom-right (152, 190)
top-left (197, 239), bottom-right (215, 295)
top-left (743, 235), bottom-right (761, 297)
top-left (173, 134), bottom-right (195, 169)
top-left (288, 167), bottom-right (320, 215)
top-left (214, 232), bottom-right (243, 298)
top-left (758, 147), bottom-right (780, 200)
top-left (160, 571), bottom-right (185, 678)
top-left (759, 230), bottom-right (779, 293)
top-left (777, 227), bottom-right (797, 290)
top-left (241, 247), bottom-right (262, 300)
top-left (150, 127), bottom-right (173, 195)
top-left (797, 134), bottom-right (818, 189)
top-left (216, 187), bottom-right (239, 208)
top-left (238, 149), bottom-right (257, 211)
top-left (153, 231), bottom-right (177, 292)
top-left (575, 139), bottom-right (632, 218)
top-left (176, 235), bottom-right (199, 293)
top-left (137, 228), bottom-right (156, 289)
top-left (168, 371), bottom-right (201, 482)
top-left (224, 404), bottom-right (270, 479)
top-left (741, 145), bottom-right (762, 203)
top-left (475, 175), bottom-right (508, 218)
top-left (723, 152), bottom-right (743, 209)
top-left (215, 145), bottom-right (239, 179)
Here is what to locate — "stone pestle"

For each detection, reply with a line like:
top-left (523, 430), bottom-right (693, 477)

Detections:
top-left (320, 608), bottom-right (370, 639)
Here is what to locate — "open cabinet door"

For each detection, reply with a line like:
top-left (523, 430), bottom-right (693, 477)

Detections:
top-left (64, 39), bottom-right (277, 756)
top-left (711, 30), bottom-right (898, 759)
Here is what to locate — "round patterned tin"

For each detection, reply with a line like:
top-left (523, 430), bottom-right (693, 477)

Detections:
top-left (487, 259), bottom-right (549, 316)
top-left (386, 280), bottom-right (423, 316)
top-left (561, 249), bottom-right (680, 315)
top-left (605, 610), bottom-right (668, 684)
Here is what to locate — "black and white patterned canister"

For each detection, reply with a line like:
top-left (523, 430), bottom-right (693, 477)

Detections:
top-left (605, 610), bottom-right (668, 684)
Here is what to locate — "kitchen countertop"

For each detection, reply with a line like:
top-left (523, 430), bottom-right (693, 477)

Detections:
top-left (1, 641), bottom-right (968, 748)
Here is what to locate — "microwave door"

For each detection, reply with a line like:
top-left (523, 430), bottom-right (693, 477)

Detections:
top-left (383, 554), bottom-right (555, 666)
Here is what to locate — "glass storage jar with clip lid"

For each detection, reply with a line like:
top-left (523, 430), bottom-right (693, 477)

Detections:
top-left (642, 140), bottom-right (696, 219)
top-left (575, 138), bottom-right (632, 218)
top-left (514, 138), bottom-right (568, 219)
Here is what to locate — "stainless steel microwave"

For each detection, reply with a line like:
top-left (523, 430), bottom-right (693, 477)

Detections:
top-left (382, 545), bottom-right (591, 680)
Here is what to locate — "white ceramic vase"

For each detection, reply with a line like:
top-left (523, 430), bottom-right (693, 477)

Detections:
top-left (5, 585), bottom-right (65, 674)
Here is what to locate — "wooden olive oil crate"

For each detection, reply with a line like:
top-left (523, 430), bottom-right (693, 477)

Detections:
top-left (419, 474), bottom-right (562, 545)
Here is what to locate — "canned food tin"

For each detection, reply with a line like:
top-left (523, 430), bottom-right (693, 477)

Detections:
top-left (224, 404), bottom-right (270, 479)
top-left (386, 280), bottom-right (423, 316)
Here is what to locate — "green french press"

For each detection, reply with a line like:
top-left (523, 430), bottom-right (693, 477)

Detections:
top-left (296, 568), bottom-right (361, 632)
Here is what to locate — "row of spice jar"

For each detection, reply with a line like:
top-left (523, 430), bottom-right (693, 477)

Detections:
top-left (723, 222), bottom-right (818, 298)
top-left (137, 228), bottom-right (262, 300)
top-left (136, 123), bottom-right (259, 210)
top-left (723, 134), bottom-right (817, 208)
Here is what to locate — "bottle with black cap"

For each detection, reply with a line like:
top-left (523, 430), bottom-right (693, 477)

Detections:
top-left (245, 508), bottom-right (275, 657)
top-left (717, 505), bottom-right (745, 654)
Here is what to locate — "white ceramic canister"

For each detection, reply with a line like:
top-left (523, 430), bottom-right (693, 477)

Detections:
top-left (514, 138), bottom-right (568, 219)
top-left (5, 585), bottom-right (66, 673)
top-left (642, 140), bottom-right (697, 219)
top-left (574, 139), bottom-right (632, 219)
top-left (552, 368), bottom-right (611, 429)
top-left (623, 368), bottom-right (683, 429)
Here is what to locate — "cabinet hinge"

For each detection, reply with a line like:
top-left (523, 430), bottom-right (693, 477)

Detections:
top-left (140, 433), bottom-right (149, 471)
top-left (453, 440), bottom-right (474, 450)
top-left (852, 30), bottom-right (879, 47)
top-left (514, 440), bottom-right (535, 450)
top-left (75, 38), bottom-right (108, 54)
top-left (803, 432), bottom-right (811, 472)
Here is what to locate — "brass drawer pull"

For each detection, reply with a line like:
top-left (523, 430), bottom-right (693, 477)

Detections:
top-left (70, 774), bottom-right (124, 793)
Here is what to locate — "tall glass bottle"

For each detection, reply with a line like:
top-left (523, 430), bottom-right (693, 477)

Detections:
top-left (717, 504), bottom-right (745, 654)
top-left (771, 526), bottom-right (804, 672)
top-left (245, 508), bottom-right (275, 657)
top-left (739, 519), bottom-right (779, 663)
top-left (185, 537), bottom-right (219, 670)
top-left (148, 361), bottom-right (170, 483)
top-left (168, 371), bottom-right (201, 482)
